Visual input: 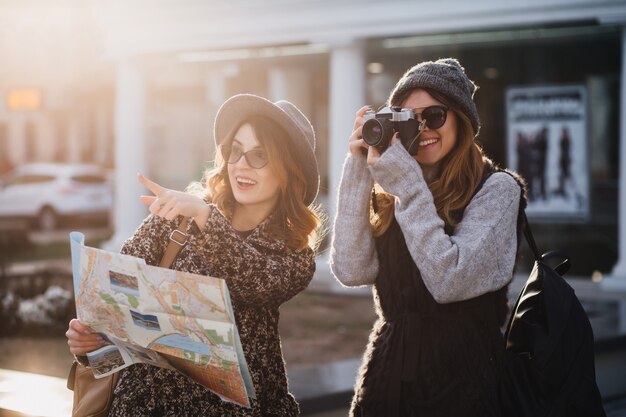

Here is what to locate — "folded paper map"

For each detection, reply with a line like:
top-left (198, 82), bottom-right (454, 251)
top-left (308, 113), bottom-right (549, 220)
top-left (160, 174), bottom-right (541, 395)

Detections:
top-left (69, 232), bottom-right (255, 407)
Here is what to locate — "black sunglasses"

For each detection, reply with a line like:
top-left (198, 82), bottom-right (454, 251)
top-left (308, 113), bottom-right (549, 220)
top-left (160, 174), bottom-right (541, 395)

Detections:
top-left (413, 105), bottom-right (449, 130)
top-left (227, 146), bottom-right (269, 169)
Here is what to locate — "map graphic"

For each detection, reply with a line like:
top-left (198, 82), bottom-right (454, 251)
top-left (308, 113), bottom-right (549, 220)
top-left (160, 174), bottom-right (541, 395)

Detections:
top-left (69, 232), bottom-right (255, 408)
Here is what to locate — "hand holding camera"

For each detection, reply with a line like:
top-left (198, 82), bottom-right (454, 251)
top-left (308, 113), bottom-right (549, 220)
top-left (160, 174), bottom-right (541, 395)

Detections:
top-left (362, 105), bottom-right (448, 155)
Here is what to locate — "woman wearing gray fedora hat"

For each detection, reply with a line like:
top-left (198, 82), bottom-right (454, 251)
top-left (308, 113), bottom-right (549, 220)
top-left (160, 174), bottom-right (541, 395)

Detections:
top-left (330, 58), bottom-right (527, 416)
top-left (66, 94), bottom-right (324, 416)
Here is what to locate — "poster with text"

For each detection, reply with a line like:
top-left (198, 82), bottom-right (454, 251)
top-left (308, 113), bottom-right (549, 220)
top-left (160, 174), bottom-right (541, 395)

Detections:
top-left (506, 85), bottom-right (589, 220)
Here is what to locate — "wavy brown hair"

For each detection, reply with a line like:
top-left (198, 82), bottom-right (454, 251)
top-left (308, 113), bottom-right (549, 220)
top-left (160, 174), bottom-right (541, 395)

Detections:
top-left (371, 88), bottom-right (485, 237)
top-left (188, 116), bottom-right (324, 251)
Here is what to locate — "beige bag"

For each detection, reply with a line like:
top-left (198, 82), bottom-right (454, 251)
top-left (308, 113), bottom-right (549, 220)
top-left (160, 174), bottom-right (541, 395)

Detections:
top-left (67, 361), bottom-right (118, 417)
top-left (67, 218), bottom-right (190, 417)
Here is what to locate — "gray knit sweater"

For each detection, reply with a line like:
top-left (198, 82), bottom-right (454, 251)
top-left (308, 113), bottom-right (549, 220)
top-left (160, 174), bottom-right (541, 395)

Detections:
top-left (330, 141), bottom-right (521, 303)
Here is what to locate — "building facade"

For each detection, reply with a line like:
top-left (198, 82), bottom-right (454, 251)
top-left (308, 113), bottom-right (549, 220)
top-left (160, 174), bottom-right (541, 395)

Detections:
top-left (0, 4), bottom-right (114, 172)
top-left (2, 0), bottom-right (625, 288)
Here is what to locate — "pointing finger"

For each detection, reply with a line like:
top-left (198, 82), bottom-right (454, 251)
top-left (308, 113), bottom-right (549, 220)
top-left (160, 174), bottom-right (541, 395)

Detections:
top-left (138, 174), bottom-right (166, 197)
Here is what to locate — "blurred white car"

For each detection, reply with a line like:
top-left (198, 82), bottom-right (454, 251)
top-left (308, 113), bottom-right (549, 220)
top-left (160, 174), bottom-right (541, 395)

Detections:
top-left (0, 163), bottom-right (113, 231)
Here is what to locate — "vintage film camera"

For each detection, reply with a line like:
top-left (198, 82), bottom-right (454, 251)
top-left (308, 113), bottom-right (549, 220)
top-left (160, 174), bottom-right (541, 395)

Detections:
top-left (362, 107), bottom-right (422, 155)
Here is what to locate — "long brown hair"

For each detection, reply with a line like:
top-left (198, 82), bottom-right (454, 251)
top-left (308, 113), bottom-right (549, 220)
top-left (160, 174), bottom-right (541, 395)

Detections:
top-left (189, 116), bottom-right (325, 251)
top-left (371, 88), bottom-right (485, 237)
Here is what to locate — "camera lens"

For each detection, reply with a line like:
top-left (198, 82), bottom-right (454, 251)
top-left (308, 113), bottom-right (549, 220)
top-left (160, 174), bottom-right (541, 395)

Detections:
top-left (363, 119), bottom-right (394, 148)
top-left (364, 123), bottom-right (382, 143)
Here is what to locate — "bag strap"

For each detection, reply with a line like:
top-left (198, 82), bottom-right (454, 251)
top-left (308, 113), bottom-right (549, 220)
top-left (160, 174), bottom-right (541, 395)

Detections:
top-left (159, 217), bottom-right (191, 268)
top-left (522, 211), bottom-right (570, 275)
top-left (67, 360), bottom-right (78, 390)
top-left (522, 211), bottom-right (541, 261)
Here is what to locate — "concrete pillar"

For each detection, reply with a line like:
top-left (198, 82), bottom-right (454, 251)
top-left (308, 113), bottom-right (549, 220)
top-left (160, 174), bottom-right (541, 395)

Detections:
top-left (602, 26), bottom-right (626, 333)
top-left (605, 26), bottom-right (626, 286)
top-left (268, 67), bottom-right (312, 117)
top-left (309, 39), bottom-right (368, 294)
top-left (102, 61), bottom-right (147, 252)
top-left (327, 40), bottom-right (366, 220)
top-left (204, 64), bottom-right (240, 163)
top-left (206, 64), bottom-right (240, 107)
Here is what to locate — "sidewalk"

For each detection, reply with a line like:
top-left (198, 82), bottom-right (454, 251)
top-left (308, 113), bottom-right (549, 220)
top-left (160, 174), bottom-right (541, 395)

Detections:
top-left (0, 367), bottom-right (350, 417)
top-left (1, 365), bottom-right (626, 417)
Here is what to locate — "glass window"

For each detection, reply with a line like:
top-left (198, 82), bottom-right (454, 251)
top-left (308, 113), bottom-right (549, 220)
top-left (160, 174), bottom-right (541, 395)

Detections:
top-left (367, 24), bottom-right (621, 275)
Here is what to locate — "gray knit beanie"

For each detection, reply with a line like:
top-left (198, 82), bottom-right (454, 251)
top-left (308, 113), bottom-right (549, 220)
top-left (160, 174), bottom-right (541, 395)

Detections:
top-left (388, 58), bottom-right (480, 136)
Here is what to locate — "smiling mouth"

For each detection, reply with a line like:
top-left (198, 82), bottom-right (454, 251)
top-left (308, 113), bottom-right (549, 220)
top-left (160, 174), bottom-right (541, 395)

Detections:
top-left (236, 176), bottom-right (257, 186)
top-left (419, 138), bottom-right (439, 147)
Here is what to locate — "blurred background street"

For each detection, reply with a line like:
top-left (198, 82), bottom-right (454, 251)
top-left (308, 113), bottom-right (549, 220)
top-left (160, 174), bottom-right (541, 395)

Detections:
top-left (1, 0), bottom-right (626, 415)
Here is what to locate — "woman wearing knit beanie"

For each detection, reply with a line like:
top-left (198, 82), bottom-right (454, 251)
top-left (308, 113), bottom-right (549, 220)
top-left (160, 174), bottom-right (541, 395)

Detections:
top-left (330, 58), bottom-right (526, 416)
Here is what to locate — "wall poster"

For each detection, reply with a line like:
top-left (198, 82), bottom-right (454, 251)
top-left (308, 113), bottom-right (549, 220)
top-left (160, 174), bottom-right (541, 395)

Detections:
top-left (506, 85), bottom-right (589, 220)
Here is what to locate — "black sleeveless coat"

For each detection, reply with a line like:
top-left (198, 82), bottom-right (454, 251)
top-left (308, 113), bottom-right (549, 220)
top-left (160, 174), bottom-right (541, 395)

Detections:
top-left (351, 164), bottom-right (525, 417)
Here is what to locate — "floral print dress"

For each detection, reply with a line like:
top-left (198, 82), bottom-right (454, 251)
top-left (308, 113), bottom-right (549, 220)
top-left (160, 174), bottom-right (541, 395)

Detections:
top-left (108, 204), bottom-right (315, 417)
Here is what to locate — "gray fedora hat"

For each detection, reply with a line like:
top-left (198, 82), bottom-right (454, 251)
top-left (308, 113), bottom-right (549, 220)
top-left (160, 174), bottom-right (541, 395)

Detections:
top-left (214, 94), bottom-right (319, 206)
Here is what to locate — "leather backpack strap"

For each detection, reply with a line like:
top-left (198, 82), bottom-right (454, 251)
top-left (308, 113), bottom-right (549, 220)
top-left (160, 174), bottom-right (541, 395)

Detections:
top-left (522, 210), bottom-right (541, 261)
top-left (159, 217), bottom-right (191, 268)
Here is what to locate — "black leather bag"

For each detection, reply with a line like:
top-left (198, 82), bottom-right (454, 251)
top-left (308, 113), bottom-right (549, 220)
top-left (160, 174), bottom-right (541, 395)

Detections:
top-left (499, 212), bottom-right (606, 417)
